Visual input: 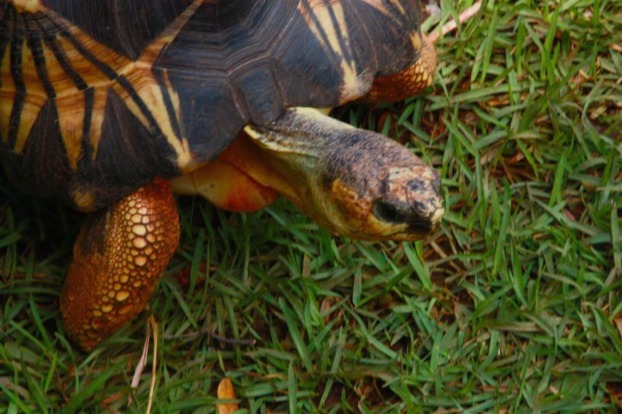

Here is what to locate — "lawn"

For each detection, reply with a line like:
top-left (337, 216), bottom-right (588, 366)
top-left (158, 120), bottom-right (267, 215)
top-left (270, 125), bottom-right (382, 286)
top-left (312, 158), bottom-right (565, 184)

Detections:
top-left (1, 0), bottom-right (621, 412)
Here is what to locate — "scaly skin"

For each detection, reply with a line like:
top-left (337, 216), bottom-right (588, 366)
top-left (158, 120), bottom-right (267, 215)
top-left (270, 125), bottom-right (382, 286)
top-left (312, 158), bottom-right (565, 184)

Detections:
top-left (365, 34), bottom-right (437, 102)
top-left (60, 179), bottom-right (179, 351)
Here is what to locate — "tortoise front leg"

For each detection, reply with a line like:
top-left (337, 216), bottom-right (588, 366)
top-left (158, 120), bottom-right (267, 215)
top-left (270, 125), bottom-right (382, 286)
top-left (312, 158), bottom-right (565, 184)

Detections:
top-left (60, 178), bottom-right (179, 351)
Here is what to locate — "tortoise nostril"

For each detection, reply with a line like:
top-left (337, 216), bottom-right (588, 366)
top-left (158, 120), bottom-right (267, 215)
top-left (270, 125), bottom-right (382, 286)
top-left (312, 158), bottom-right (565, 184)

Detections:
top-left (407, 178), bottom-right (424, 192)
top-left (372, 200), bottom-right (408, 224)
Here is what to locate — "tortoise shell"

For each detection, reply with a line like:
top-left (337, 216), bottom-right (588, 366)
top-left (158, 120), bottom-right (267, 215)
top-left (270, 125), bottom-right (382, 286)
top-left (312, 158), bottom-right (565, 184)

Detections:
top-left (0, 0), bottom-right (427, 211)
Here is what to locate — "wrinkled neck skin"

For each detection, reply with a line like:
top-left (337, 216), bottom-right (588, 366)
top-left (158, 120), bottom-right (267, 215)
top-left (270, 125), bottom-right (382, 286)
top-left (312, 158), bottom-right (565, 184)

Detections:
top-left (244, 108), bottom-right (352, 209)
top-left (220, 123), bottom-right (334, 227)
top-left (235, 107), bottom-right (444, 241)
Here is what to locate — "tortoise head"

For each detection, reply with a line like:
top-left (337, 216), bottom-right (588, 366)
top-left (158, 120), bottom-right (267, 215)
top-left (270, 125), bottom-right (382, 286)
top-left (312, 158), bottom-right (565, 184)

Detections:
top-left (235, 108), bottom-right (444, 241)
top-left (321, 146), bottom-right (444, 241)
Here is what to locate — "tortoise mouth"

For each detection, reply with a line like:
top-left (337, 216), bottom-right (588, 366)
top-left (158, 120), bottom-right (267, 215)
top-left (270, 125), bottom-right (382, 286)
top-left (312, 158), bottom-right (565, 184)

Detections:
top-left (372, 199), bottom-right (441, 234)
top-left (371, 200), bottom-right (443, 239)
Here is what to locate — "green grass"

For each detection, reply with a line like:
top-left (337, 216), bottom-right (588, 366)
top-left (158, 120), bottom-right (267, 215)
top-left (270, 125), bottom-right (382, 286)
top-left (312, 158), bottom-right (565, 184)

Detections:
top-left (1, 0), bottom-right (621, 412)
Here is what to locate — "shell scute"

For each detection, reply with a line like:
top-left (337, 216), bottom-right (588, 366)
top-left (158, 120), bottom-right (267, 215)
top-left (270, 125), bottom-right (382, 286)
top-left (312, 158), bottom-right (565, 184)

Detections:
top-left (43, 0), bottom-right (195, 60)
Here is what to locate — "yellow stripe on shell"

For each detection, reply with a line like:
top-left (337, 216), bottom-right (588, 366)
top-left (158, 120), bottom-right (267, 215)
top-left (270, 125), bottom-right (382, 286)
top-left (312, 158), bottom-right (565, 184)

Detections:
top-left (4, 1), bottom-right (203, 172)
top-left (298, 1), bottom-right (369, 103)
top-left (359, 0), bottom-right (409, 26)
top-left (9, 0), bottom-right (45, 14)
top-left (9, 31), bottom-right (49, 153)
top-left (56, 92), bottom-right (87, 170)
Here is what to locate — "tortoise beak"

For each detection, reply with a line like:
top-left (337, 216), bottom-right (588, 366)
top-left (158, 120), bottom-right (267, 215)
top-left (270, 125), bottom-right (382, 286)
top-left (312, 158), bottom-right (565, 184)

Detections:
top-left (371, 165), bottom-right (444, 237)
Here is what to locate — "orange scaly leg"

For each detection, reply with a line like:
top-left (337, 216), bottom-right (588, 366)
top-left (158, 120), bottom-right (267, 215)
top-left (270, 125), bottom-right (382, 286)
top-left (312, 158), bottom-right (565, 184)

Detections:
top-left (364, 34), bottom-right (437, 103)
top-left (60, 178), bottom-right (179, 351)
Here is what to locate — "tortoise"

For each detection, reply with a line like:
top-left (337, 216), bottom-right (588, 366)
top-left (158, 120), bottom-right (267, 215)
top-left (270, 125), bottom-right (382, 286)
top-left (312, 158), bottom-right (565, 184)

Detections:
top-left (0, 0), bottom-right (444, 351)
